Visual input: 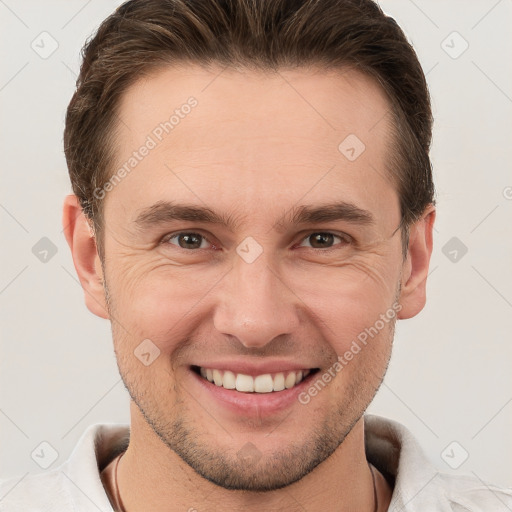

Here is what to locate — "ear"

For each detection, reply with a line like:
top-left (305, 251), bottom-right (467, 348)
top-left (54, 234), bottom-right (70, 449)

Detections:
top-left (62, 195), bottom-right (109, 319)
top-left (397, 205), bottom-right (436, 320)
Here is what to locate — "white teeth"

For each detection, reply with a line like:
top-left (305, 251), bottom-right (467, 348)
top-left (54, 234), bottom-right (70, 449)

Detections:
top-left (235, 373), bottom-right (254, 392)
top-left (222, 370), bottom-right (236, 389)
top-left (213, 369), bottom-right (223, 386)
top-left (273, 372), bottom-right (285, 391)
top-left (254, 374), bottom-right (274, 393)
top-left (284, 372), bottom-right (296, 389)
top-left (198, 367), bottom-right (313, 393)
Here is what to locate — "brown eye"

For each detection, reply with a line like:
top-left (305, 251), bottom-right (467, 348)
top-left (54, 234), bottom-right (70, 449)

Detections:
top-left (166, 232), bottom-right (208, 250)
top-left (298, 232), bottom-right (349, 250)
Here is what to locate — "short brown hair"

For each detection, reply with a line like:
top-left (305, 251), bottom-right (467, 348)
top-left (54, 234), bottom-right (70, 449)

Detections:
top-left (64, 0), bottom-right (435, 257)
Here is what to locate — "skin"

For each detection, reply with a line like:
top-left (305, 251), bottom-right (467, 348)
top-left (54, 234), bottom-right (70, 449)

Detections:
top-left (63, 64), bottom-right (435, 512)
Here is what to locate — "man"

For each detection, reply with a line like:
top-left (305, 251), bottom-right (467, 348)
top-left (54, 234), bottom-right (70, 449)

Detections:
top-left (1, 0), bottom-right (511, 510)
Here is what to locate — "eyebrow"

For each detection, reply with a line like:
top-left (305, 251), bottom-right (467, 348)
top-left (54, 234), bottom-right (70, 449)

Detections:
top-left (134, 200), bottom-right (374, 233)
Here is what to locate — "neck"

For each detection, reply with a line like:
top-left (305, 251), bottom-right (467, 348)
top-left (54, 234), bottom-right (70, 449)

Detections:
top-left (116, 404), bottom-right (388, 512)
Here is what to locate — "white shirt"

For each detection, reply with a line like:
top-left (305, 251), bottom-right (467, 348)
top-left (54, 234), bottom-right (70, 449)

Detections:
top-left (1, 414), bottom-right (511, 511)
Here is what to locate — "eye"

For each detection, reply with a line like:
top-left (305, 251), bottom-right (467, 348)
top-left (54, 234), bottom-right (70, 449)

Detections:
top-left (161, 230), bottom-right (351, 252)
top-left (163, 232), bottom-right (214, 250)
top-left (297, 232), bottom-right (351, 250)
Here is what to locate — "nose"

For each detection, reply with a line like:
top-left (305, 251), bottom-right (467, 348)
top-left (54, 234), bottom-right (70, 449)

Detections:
top-left (212, 248), bottom-right (300, 349)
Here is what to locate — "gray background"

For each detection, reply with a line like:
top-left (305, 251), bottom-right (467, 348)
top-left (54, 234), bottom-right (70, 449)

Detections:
top-left (1, 0), bottom-right (511, 491)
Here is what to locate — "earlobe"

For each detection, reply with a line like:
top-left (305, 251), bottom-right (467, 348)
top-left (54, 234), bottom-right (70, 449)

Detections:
top-left (62, 195), bottom-right (109, 319)
top-left (397, 206), bottom-right (436, 320)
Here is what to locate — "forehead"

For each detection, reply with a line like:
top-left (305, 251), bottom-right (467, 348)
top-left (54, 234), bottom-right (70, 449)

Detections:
top-left (107, 64), bottom-right (399, 231)
top-left (117, 64), bottom-right (392, 149)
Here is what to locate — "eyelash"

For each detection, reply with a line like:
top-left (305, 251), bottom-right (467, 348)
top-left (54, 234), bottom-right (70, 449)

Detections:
top-left (162, 230), bottom-right (352, 252)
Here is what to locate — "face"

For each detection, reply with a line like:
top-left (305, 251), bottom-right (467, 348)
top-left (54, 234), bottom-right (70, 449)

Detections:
top-left (94, 65), bottom-right (412, 491)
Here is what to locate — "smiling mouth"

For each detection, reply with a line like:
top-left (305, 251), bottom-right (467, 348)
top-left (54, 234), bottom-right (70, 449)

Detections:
top-left (191, 365), bottom-right (320, 393)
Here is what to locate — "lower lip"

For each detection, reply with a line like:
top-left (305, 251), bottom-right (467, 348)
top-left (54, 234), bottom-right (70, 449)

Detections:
top-left (188, 368), bottom-right (318, 418)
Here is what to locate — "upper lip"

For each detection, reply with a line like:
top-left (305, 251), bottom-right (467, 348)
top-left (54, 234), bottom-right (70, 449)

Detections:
top-left (191, 359), bottom-right (318, 376)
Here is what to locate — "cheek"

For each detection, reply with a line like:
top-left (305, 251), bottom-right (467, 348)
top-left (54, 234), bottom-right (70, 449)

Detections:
top-left (324, 312), bottom-right (395, 402)
top-left (107, 245), bottom-right (401, 356)
top-left (311, 296), bottom-right (396, 366)
top-left (293, 257), bottom-right (400, 339)
top-left (107, 257), bottom-right (223, 348)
